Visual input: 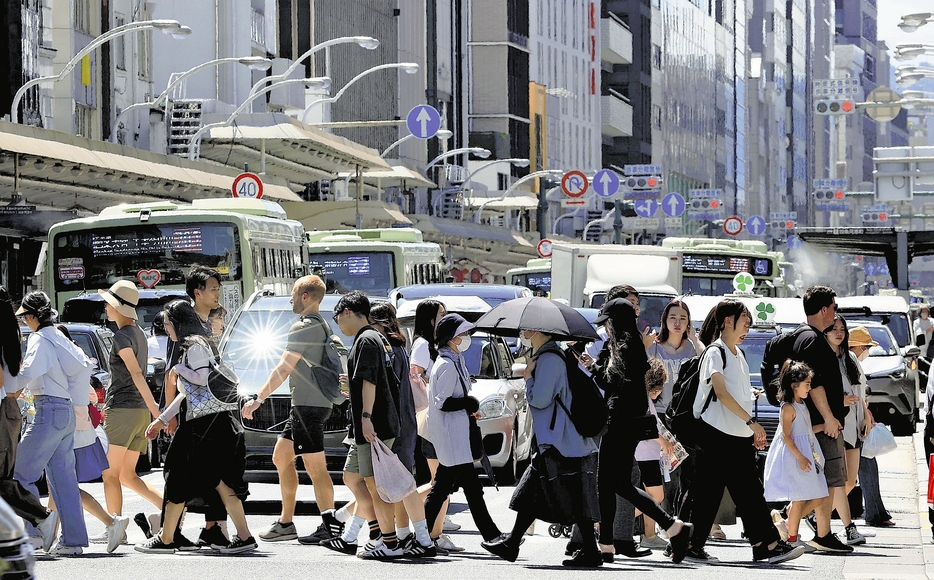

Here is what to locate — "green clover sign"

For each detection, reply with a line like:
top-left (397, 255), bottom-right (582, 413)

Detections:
top-left (755, 301), bottom-right (775, 321)
top-left (733, 273), bottom-right (754, 292)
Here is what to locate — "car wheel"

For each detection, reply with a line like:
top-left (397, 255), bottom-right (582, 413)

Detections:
top-left (892, 413), bottom-right (917, 437)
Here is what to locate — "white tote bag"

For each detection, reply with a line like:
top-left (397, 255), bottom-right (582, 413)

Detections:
top-left (371, 439), bottom-right (417, 503)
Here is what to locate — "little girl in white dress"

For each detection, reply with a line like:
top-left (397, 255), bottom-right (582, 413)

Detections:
top-left (763, 360), bottom-right (829, 549)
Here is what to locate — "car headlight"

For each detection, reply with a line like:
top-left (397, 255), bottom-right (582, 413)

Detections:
top-left (888, 365), bottom-right (908, 380)
top-left (478, 396), bottom-right (508, 419)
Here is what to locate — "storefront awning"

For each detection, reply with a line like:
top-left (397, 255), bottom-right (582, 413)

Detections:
top-left (335, 163), bottom-right (436, 190)
top-left (280, 200), bottom-right (413, 231)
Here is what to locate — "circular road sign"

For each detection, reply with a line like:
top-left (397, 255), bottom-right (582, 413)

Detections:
top-left (866, 87), bottom-right (901, 123)
top-left (232, 172), bottom-right (264, 199)
top-left (723, 216), bottom-right (743, 236)
top-left (537, 239), bottom-right (553, 258)
top-left (561, 170), bottom-right (589, 198)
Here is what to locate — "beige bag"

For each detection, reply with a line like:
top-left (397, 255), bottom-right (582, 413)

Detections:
top-left (409, 366), bottom-right (429, 411)
top-left (372, 439), bottom-right (417, 503)
top-left (416, 408), bottom-right (431, 442)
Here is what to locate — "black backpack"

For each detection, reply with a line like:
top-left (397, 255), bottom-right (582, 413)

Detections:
top-left (665, 344), bottom-right (726, 448)
top-left (540, 344), bottom-right (608, 438)
top-left (760, 326), bottom-right (810, 406)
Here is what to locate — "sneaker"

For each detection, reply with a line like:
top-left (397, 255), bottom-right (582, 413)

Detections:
top-left (198, 525), bottom-right (229, 548)
top-left (135, 535), bottom-right (175, 554)
top-left (641, 535), bottom-right (668, 550)
top-left (259, 520), bottom-right (298, 542)
top-left (215, 535), bottom-right (258, 555)
top-left (753, 540), bottom-right (806, 564)
top-left (668, 521), bottom-right (693, 564)
top-left (298, 512), bottom-right (343, 545)
top-left (403, 540), bottom-right (437, 558)
top-left (173, 533), bottom-right (201, 552)
top-left (684, 546), bottom-right (719, 564)
top-left (845, 523), bottom-right (867, 546)
top-left (321, 537), bottom-right (358, 555)
top-left (803, 512), bottom-right (818, 534)
top-left (663, 543), bottom-right (673, 558)
top-left (808, 533), bottom-right (854, 553)
top-left (788, 538), bottom-right (817, 553)
top-left (435, 533), bottom-right (464, 552)
top-left (48, 539), bottom-right (82, 557)
top-left (357, 539), bottom-right (404, 560)
top-left (442, 515), bottom-right (461, 532)
top-left (37, 511), bottom-right (59, 553)
top-left (105, 514), bottom-right (131, 553)
top-left (322, 511), bottom-right (344, 538)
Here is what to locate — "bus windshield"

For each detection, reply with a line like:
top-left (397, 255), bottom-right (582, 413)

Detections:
top-left (52, 223), bottom-right (241, 292)
top-left (310, 251), bottom-right (395, 296)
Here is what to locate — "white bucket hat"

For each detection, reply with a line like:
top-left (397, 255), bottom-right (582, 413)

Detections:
top-left (98, 280), bottom-right (139, 320)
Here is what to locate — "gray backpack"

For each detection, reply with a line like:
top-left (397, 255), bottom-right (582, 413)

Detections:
top-left (301, 314), bottom-right (348, 406)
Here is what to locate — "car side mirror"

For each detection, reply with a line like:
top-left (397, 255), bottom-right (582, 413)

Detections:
top-left (906, 346), bottom-right (922, 358)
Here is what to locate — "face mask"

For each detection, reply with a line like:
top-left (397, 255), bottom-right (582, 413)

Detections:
top-left (519, 332), bottom-right (533, 348)
top-left (857, 348), bottom-right (869, 361)
top-left (458, 336), bottom-right (472, 352)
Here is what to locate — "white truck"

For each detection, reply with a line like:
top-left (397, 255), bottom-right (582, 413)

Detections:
top-left (550, 242), bottom-right (682, 331)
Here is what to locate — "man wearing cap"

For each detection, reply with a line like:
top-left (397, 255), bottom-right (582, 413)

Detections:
top-left (98, 280), bottom-right (164, 519)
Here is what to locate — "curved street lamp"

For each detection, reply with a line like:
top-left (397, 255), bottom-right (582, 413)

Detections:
top-left (112, 56), bottom-right (272, 143)
top-left (380, 129), bottom-right (453, 158)
top-left (457, 158), bottom-right (530, 220)
top-left (895, 44), bottom-right (934, 60)
top-left (187, 77), bottom-right (331, 160)
top-left (425, 147), bottom-right (491, 173)
top-left (473, 169), bottom-right (564, 224)
top-left (249, 36), bottom-right (379, 97)
top-left (899, 13), bottom-right (934, 33)
top-left (12, 19), bottom-right (191, 123)
top-left (300, 62), bottom-right (420, 123)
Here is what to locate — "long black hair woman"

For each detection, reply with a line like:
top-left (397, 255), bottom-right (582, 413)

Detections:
top-left (591, 298), bottom-right (691, 562)
top-left (136, 300), bottom-right (256, 555)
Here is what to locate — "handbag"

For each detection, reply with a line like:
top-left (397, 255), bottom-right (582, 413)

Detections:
top-left (186, 337), bottom-right (240, 404)
top-left (409, 367), bottom-right (429, 412)
top-left (862, 424), bottom-right (898, 458)
top-left (416, 407), bottom-right (431, 442)
top-left (371, 438), bottom-right (417, 503)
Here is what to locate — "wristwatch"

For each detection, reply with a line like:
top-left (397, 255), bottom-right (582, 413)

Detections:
top-left (745, 418), bottom-right (757, 426)
top-left (362, 411), bottom-right (372, 419)
top-left (248, 394), bottom-right (265, 405)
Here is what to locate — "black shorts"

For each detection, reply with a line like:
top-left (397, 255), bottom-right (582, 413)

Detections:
top-left (280, 406), bottom-right (331, 454)
top-left (638, 460), bottom-right (663, 487)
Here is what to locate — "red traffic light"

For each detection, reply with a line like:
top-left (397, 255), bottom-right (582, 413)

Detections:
top-left (879, 213), bottom-right (887, 221)
top-left (841, 100), bottom-right (854, 113)
top-left (646, 177), bottom-right (658, 188)
top-left (834, 190), bottom-right (844, 199)
top-left (710, 199), bottom-right (720, 209)
top-left (785, 221), bottom-right (794, 228)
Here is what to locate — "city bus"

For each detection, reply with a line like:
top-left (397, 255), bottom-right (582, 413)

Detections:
top-left (306, 228), bottom-right (445, 297)
top-left (505, 258), bottom-right (551, 296)
top-left (46, 198), bottom-right (308, 315)
top-left (661, 237), bottom-right (786, 297)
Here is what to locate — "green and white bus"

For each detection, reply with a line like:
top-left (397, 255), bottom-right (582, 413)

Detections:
top-left (505, 258), bottom-right (552, 296)
top-left (661, 237), bottom-right (787, 297)
top-left (47, 198), bottom-right (308, 314)
top-left (306, 228), bottom-right (445, 297)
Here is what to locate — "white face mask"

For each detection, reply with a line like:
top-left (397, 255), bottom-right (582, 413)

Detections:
top-left (857, 348), bottom-right (870, 361)
top-left (458, 335), bottom-right (472, 352)
top-left (519, 332), bottom-right (533, 348)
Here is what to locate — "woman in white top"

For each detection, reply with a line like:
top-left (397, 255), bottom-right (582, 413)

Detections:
top-left (677, 299), bottom-right (804, 565)
top-left (14, 291), bottom-right (90, 556)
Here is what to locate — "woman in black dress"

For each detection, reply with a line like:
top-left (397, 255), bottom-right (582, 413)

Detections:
top-left (135, 300), bottom-right (256, 555)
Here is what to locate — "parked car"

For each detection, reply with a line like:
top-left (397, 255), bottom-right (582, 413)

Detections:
top-left (60, 289), bottom-right (190, 332)
top-left (219, 291), bottom-right (355, 478)
top-left (738, 324), bottom-right (782, 448)
top-left (857, 322), bottom-right (920, 436)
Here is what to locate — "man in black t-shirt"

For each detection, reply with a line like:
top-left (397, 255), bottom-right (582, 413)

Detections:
top-left (789, 285), bottom-right (853, 554)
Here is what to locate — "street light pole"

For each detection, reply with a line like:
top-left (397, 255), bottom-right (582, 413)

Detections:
top-left (11, 19), bottom-right (191, 123)
top-left (380, 129), bottom-right (453, 158)
top-left (300, 63), bottom-right (419, 124)
top-left (248, 36), bottom-right (379, 97)
top-left (425, 147), bottom-right (491, 173)
top-left (473, 169), bottom-right (563, 224)
top-left (111, 56), bottom-right (272, 143)
top-left (458, 159), bottom-right (531, 220)
top-left (186, 77), bottom-right (331, 160)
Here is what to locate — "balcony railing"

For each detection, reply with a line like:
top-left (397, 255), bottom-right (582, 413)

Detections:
top-left (601, 91), bottom-right (633, 137)
top-left (601, 16), bottom-right (632, 65)
top-left (251, 9), bottom-right (265, 46)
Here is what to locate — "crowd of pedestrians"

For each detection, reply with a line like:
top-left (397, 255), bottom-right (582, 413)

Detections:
top-left (0, 271), bottom-right (904, 567)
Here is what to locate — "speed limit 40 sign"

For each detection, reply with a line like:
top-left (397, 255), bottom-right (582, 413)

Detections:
top-left (232, 172), bottom-right (264, 199)
top-left (723, 216), bottom-right (743, 236)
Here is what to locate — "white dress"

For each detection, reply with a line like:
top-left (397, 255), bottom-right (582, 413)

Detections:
top-left (763, 401), bottom-right (829, 502)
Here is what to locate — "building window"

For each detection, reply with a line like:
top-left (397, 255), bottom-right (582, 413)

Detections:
top-left (74, 0), bottom-right (92, 34)
top-left (114, 16), bottom-right (126, 70)
top-left (498, 172), bottom-right (509, 190)
top-left (75, 104), bottom-right (93, 138)
top-left (138, 28), bottom-right (151, 80)
top-left (864, 54), bottom-right (875, 82)
top-left (652, 105), bottom-right (662, 128)
top-left (652, 44), bottom-right (662, 69)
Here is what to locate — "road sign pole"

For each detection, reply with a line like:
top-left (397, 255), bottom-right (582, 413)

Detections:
top-left (614, 199), bottom-right (622, 245)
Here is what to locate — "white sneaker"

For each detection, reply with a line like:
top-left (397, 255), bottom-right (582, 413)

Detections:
top-left (357, 539), bottom-right (404, 560)
top-left (435, 534), bottom-right (465, 552)
top-left (788, 538), bottom-right (817, 553)
top-left (48, 538), bottom-right (83, 557)
top-left (442, 516), bottom-right (461, 532)
top-left (641, 535), bottom-right (668, 550)
top-left (37, 511), bottom-right (59, 553)
top-left (106, 514), bottom-right (131, 553)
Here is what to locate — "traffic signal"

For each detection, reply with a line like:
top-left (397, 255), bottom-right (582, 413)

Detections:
top-left (815, 98), bottom-right (856, 115)
top-left (813, 189), bottom-right (846, 201)
top-left (771, 219), bottom-right (795, 231)
top-left (690, 198), bottom-right (720, 211)
top-left (862, 210), bottom-right (888, 224)
top-left (623, 174), bottom-right (661, 191)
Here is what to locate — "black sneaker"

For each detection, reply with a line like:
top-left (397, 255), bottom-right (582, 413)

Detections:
top-left (298, 523), bottom-right (332, 546)
top-left (321, 537), bottom-right (358, 555)
top-left (322, 511), bottom-right (344, 537)
top-left (198, 526), bottom-right (228, 548)
top-left (753, 540), bottom-right (807, 564)
top-left (403, 540), bottom-right (437, 559)
top-left (804, 513), bottom-right (818, 533)
top-left (808, 533), bottom-right (854, 553)
top-left (134, 535), bottom-right (175, 554)
top-left (685, 546), bottom-right (719, 564)
top-left (217, 536), bottom-right (258, 555)
top-left (669, 521), bottom-right (693, 564)
top-left (173, 533), bottom-right (201, 552)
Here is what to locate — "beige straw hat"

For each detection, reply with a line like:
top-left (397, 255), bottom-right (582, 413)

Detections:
top-left (98, 280), bottom-right (140, 320)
